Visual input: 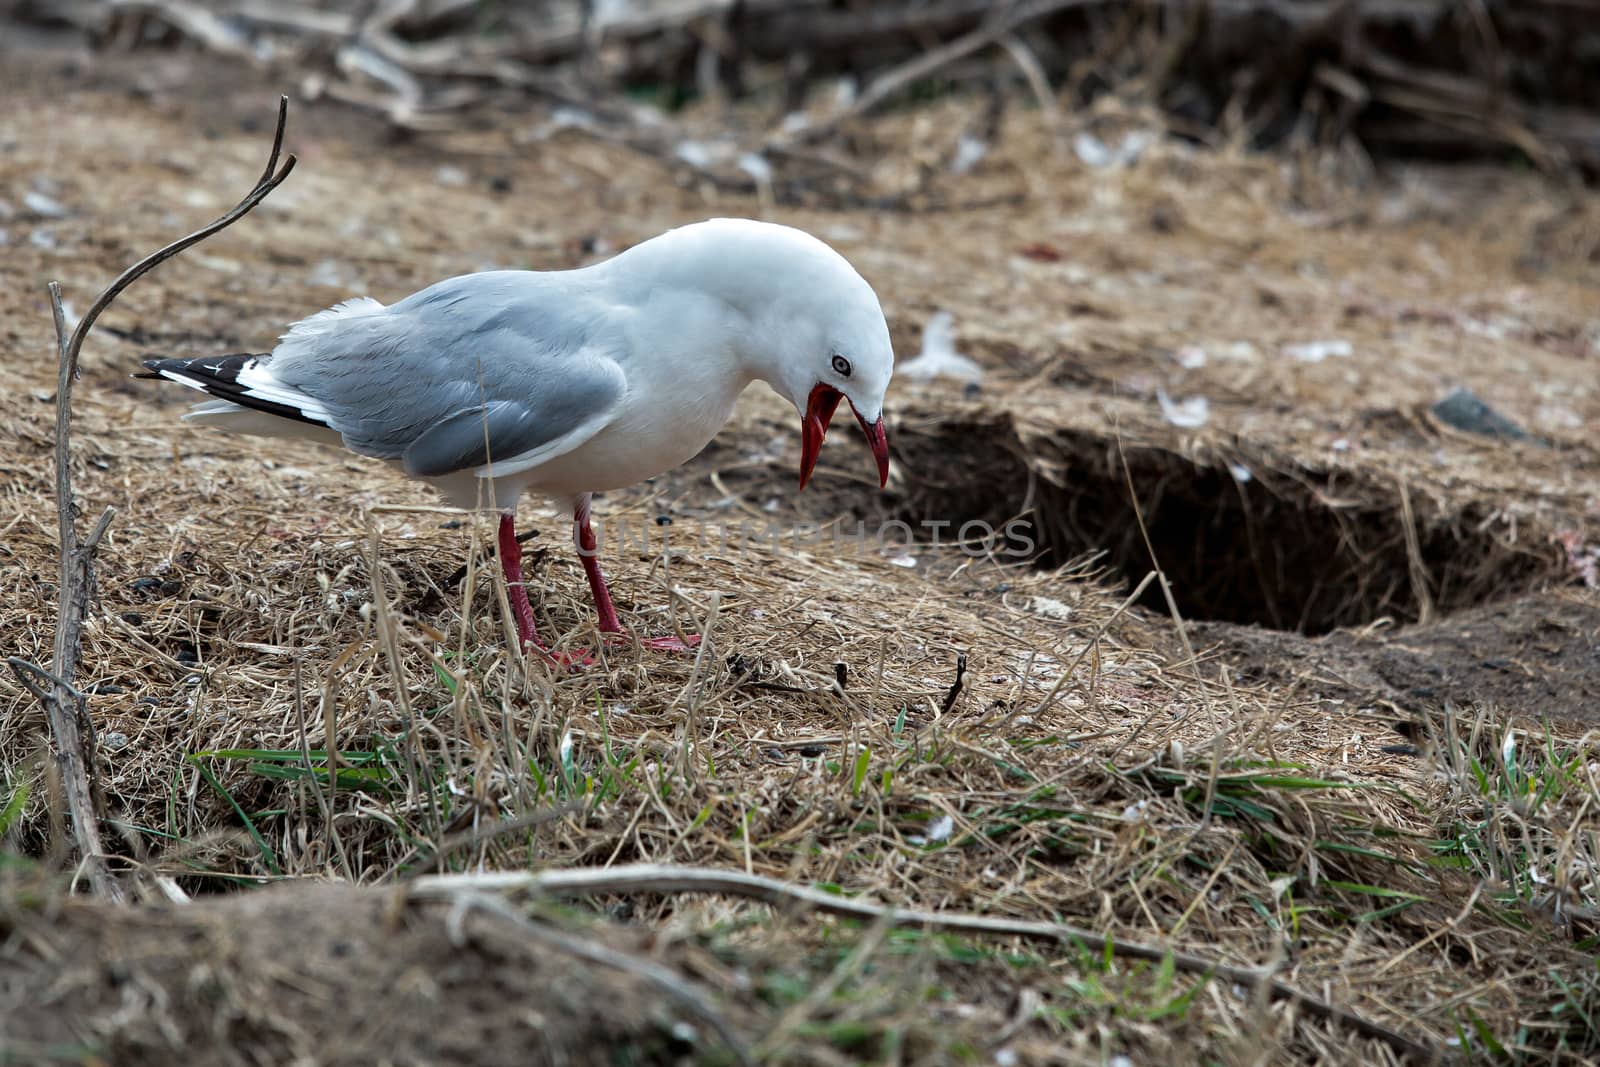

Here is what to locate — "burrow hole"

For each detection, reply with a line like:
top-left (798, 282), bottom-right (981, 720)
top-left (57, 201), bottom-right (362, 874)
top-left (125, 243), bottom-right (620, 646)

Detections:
top-left (888, 418), bottom-right (1562, 636)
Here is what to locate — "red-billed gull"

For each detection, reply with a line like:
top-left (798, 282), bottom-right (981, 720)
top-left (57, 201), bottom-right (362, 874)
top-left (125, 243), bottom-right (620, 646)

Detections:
top-left (140, 217), bottom-right (894, 662)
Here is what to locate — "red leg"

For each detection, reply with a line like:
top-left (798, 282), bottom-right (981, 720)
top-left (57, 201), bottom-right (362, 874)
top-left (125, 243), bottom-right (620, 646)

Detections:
top-left (574, 495), bottom-right (623, 634)
top-left (499, 513), bottom-right (592, 668)
top-left (572, 495), bottom-right (698, 652)
top-left (498, 513), bottom-right (541, 648)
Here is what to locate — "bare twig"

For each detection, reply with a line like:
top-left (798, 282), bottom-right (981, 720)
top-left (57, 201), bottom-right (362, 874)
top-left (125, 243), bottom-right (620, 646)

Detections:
top-left (785, 0), bottom-right (1098, 145)
top-left (292, 657), bottom-right (354, 881)
top-left (62, 100), bottom-right (295, 378)
top-left (26, 284), bottom-right (122, 903)
top-left (1116, 436), bottom-right (1216, 732)
top-left (1013, 568), bottom-right (1157, 730)
top-left (15, 95), bottom-right (298, 903)
top-left (1397, 478), bottom-right (1436, 626)
top-left (939, 652), bottom-right (968, 714)
top-left (998, 31), bottom-right (1063, 138)
top-left (410, 863), bottom-right (1444, 1063)
top-left (740, 0), bottom-right (1006, 54)
top-left (103, 0), bottom-right (265, 60)
top-left (388, 802), bottom-right (584, 877)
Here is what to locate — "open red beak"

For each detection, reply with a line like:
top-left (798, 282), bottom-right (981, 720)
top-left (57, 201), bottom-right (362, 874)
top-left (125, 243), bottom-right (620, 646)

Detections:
top-left (799, 383), bottom-right (890, 491)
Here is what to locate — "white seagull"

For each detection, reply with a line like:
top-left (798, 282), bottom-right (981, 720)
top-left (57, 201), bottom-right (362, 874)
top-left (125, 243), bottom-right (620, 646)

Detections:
top-left (140, 218), bottom-right (894, 661)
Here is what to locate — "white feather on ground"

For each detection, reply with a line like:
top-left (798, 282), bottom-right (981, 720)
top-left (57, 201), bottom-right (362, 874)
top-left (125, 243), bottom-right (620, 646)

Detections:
top-left (897, 311), bottom-right (982, 383)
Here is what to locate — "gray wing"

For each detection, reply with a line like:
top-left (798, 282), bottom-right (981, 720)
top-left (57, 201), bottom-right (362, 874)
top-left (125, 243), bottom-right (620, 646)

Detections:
top-left (402, 398), bottom-right (605, 477)
top-left (263, 272), bottom-right (625, 477)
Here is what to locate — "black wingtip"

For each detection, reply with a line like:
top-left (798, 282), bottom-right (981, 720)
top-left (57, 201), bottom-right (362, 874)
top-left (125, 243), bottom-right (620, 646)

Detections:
top-left (138, 352), bottom-right (326, 428)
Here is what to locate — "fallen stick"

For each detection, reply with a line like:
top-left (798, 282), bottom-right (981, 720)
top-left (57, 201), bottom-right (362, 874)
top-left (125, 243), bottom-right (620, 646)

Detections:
top-left (408, 862), bottom-right (1445, 1063)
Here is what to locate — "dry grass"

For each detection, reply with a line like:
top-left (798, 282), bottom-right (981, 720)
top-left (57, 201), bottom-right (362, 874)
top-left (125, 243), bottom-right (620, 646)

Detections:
top-left (2, 47), bottom-right (1599, 1066)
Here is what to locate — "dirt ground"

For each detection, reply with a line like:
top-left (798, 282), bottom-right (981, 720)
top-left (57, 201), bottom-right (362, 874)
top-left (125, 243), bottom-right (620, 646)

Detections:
top-left (2, 34), bottom-right (1599, 1067)
top-left (1, 878), bottom-right (716, 1066)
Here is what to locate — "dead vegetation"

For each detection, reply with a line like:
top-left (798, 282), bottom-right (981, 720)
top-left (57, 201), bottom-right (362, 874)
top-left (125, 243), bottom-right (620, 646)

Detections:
top-left (2, 8), bottom-right (1600, 1067)
top-left (17, 0), bottom-right (1600, 201)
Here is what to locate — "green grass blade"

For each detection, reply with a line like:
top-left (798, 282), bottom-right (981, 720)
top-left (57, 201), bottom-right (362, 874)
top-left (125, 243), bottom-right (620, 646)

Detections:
top-left (1321, 880), bottom-right (1427, 902)
top-left (188, 757), bottom-right (279, 875)
top-left (433, 662), bottom-right (458, 694)
top-left (194, 748), bottom-right (382, 765)
top-left (851, 746), bottom-right (871, 796)
top-left (0, 781), bottom-right (28, 836)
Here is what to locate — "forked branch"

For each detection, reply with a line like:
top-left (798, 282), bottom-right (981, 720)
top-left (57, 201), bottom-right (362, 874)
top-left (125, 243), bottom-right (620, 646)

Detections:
top-left (12, 95), bottom-right (297, 903)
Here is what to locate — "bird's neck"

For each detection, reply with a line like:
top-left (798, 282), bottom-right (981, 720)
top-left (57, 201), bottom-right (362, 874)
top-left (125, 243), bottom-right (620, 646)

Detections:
top-left (602, 281), bottom-right (755, 428)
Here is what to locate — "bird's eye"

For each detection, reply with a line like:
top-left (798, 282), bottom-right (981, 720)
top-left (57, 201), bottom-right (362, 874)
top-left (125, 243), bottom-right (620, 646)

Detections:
top-left (831, 354), bottom-right (852, 377)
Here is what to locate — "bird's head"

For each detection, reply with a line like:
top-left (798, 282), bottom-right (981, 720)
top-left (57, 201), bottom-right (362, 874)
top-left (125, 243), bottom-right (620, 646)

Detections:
top-left (693, 219), bottom-right (894, 491)
top-left (785, 308), bottom-right (893, 492)
top-left (617, 218), bottom-right (894, 490)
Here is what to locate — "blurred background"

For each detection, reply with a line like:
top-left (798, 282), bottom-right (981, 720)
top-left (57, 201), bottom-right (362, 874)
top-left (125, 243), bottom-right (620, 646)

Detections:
top-left (8, 0), bottom-right (1600, 196)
